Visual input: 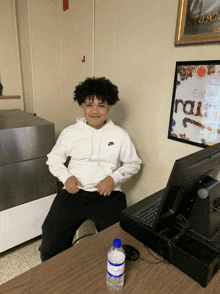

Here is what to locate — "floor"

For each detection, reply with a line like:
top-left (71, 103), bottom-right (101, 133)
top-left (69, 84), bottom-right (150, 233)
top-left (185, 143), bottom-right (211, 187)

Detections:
top-left (0, 236), bottom-right (42, 286)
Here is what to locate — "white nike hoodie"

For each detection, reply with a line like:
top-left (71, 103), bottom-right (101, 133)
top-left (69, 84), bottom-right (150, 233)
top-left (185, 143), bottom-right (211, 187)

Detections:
top-left (46, 118), bottom-right (141, 192)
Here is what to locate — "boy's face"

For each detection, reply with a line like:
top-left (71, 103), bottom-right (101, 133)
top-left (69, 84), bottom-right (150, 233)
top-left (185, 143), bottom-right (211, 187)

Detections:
top-left (82, 96), bottom-right (111, 129)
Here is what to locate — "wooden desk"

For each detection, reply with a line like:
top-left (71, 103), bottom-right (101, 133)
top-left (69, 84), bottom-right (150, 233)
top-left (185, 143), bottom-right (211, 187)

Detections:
top-left (0, 223), bottom-right (220, 294)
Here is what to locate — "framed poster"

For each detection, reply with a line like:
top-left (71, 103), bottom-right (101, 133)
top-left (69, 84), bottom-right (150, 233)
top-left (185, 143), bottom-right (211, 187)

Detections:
top-left (168, 60), bottom-right (220, 148)
top-left (175, 0), bottom-right (220, 45)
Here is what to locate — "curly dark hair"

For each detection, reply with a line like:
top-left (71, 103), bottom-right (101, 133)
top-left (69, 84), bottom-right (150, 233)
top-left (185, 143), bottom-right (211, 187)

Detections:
top-left (73, 77), bottom-right (120, 106)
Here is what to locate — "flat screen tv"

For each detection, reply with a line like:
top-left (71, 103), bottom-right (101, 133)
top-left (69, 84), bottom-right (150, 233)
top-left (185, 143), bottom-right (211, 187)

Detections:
top-left (168, 60), bottom-right (220, 148)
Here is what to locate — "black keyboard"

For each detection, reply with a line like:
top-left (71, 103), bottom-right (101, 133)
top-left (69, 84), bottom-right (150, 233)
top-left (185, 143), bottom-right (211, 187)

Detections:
top-left (132, 197), bottom-right (162, 227)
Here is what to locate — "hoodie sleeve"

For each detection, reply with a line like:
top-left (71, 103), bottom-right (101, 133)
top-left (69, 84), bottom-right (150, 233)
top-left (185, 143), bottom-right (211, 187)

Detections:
top-left (109, 132), bottom-right (142, 185)
top-left (46, 129), bottom-right (73, 185)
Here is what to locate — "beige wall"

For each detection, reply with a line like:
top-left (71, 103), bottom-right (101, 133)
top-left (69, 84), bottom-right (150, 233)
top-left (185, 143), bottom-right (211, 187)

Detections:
top-left (95, 0), bottom-right (220, 205)
top-left (16, 0), bottom-right (94, 134)
top-left (2, 0), bottom-right (220, 205)
top-left (0, 0), bottom-right (24, 110)
top-left (16, 0), bottom-right (34, 113)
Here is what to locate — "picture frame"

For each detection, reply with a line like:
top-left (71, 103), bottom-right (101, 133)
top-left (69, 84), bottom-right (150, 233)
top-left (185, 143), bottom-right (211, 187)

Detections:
top-left (175, 0), bottom-right (220, 45)
top-left (168, 60), bottom-right (220, 148)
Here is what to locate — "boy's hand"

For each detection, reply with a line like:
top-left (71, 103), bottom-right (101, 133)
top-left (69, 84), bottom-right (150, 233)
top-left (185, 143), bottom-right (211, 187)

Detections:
top-left (65, 176), bottom-right (84, 194)
top-left (94, 176), bottom-right (115, 196)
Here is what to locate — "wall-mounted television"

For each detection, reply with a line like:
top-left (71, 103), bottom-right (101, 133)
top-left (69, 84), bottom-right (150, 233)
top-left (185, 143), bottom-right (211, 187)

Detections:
top-left (168, 60), bottom-right (220, 148)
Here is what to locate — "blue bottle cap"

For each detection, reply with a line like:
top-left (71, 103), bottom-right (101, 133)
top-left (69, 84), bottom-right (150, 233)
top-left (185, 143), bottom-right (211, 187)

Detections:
top-left (113, 238), bottom-right (121, 248)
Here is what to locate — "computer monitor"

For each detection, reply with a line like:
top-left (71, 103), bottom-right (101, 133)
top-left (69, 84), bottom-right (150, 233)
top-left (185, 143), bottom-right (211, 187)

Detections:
top-left (152, 142), bottom-right (220, 245)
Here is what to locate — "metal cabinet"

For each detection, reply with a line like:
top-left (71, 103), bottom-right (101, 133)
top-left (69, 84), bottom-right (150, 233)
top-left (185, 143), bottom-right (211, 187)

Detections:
top-left (0, 109), bottom-right (57, 252)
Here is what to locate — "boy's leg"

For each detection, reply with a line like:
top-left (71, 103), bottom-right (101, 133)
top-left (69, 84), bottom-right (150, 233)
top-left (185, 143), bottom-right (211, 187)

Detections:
top-left (89, 191), bottom-right (127, 232)
top-left (39, 189), bottom-right (87, 262)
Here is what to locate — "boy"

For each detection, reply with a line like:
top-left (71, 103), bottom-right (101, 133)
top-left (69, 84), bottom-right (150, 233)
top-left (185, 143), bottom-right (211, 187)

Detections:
top-left (39, 77), bottom-right (141, 261)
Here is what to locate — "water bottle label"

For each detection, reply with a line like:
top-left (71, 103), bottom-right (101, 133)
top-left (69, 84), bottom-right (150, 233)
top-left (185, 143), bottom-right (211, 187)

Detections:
top-left (107, 260), bottom-right (125, 278)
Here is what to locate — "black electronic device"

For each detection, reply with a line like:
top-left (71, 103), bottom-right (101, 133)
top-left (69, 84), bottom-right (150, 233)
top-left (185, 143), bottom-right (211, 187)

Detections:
top-left (120, 198), bottom-right (220, 288)
top-left (122, 244), bottom-right (140, 261)
top-left (154, 142), bottom-right (220, 243)
top-left (133, 142), bottom-right (220, 244)
top-left (120, 142), bottom-right (220, 287)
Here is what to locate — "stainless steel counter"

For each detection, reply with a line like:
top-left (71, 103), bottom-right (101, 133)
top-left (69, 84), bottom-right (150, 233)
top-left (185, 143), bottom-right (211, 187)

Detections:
top-left (0, 109), bottom-right (57, 211)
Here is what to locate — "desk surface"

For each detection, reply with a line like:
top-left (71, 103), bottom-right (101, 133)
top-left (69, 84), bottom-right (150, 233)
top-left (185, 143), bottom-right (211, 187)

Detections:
top-left (0, 223), bottom-right (220, 294)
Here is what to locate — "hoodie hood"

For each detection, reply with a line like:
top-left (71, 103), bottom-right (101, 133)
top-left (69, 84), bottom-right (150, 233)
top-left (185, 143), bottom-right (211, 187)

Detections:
top-left (76, 117), bottom-right (114, 131)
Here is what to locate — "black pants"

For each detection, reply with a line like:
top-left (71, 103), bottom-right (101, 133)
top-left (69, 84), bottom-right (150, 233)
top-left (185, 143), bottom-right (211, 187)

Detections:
top-left (39, 189), bottom-right (127, 261)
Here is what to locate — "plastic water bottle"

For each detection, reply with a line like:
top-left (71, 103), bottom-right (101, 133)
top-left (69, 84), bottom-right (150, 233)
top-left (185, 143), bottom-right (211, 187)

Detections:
top-left (106, 238), bottom-right (125, 292)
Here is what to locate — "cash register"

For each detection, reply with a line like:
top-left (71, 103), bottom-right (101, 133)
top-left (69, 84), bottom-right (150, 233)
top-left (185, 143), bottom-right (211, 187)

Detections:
top-left (120, 142), bottom-right (220, 287)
